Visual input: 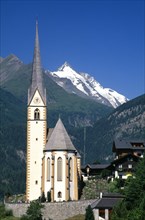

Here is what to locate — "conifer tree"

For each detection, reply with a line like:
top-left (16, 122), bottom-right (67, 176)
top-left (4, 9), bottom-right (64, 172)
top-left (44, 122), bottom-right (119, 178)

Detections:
top-left (85, 205), bottom-right (94, 220)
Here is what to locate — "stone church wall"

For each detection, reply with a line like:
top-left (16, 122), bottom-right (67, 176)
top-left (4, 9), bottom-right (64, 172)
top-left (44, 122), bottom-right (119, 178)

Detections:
top-left (5, 199), bottom-right (96, 220)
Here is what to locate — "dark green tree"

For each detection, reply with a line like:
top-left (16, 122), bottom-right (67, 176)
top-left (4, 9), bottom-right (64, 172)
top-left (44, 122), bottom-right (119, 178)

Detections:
top-left (110, 201), bottom-right (128, 220)
top-left (40, 191), bottom-right (46, 203)
top-left (0, 204), bottom-right (13, 218)
top-left (21, 200), bottom-right (44, 220)
top-left (111, 155), bottom-right (145, 220)
top-left (85, 205), bottom-right (94, 220)
top-left (124, 155), bottom-right (145, 210)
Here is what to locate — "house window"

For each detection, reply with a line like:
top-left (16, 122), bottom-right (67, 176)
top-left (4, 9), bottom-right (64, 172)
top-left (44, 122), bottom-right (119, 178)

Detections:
top-left (58, 191), bottom-right (62, 198)
top-left (69, 158), bottom-right (73, 181)
top-left (118, 164), bottom-right (122, 171)
top-left (47, 158), bottom-right (50, 181)
top-left (34, 108), bottom-right (40, 120)
top-left (57, 157), bottom-right (62, 181)
top-left (128, 164), bottom-right (132, 169)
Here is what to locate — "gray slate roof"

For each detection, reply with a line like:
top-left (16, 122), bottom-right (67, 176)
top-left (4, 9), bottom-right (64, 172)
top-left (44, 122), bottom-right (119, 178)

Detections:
top-left (91, 198), bottom-right (122, 209)
top-left (28, 21), bottom-right (46, 105)
top-left (113, 139), bottom-right (145, 151)
top-left (91, 193), bottom-right (124, 209)
top-left (81, 164), bottom-right (110, 170)
top-left (45, 118), bottom-right (77, 151)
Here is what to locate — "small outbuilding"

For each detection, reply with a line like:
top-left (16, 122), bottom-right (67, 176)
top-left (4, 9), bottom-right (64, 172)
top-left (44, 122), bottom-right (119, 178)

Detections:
top-left (91, 193), bottom-right (124, 220)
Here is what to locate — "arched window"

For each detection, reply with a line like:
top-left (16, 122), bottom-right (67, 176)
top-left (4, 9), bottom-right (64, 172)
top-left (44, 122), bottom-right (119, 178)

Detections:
top-left (57, 157), bottom-right (62, 181)
top-left (47, 158), bottom-right (50, 181)
top-left (34, 108), bottom-right (40, 120)
top-left (58, 191), bottom-right (62, 198)
top-left (69, 158), bottom-right (73, 181)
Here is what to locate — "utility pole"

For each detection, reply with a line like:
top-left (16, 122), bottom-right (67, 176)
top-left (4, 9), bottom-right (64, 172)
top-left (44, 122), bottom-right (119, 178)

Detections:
top-left (83, 127), bottom-right (86, 165)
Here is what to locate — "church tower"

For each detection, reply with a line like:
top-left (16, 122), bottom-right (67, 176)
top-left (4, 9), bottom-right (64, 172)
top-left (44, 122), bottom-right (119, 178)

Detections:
top-left (26, 21), bottom-right (47, 201)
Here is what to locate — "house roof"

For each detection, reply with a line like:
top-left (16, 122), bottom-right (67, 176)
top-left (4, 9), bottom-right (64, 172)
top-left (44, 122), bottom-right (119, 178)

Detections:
top-left (45, 118), bottom-right (77, 152)
top-left (91, 197), bottom-right (122, 209)
top-left (102, 193), bottom-right (125, 198)
top-left (113, 139), bottom-right (145, 152)
top-left (81, 164), bottom-right (110, 170)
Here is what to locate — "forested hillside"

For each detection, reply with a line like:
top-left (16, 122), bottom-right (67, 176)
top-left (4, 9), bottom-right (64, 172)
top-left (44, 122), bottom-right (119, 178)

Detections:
top-left (81, 94), bottom-right (145, 162)
top-left (0, 55), bottom-right (144, 200)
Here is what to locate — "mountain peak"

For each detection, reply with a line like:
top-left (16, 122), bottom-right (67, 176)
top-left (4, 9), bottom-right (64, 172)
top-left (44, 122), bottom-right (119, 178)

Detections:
top-left (5, 54), bottom-right (23, 64)
top-left (58, 61), bottom-right (72, 71)
top-left (49, 64), bottom-right (129, 108)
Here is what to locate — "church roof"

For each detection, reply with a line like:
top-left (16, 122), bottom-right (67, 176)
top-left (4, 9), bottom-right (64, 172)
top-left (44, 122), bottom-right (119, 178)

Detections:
top-left (45, 118), bottom-right (77, 151)
top-left (28, 21), bottom-right (46, 105)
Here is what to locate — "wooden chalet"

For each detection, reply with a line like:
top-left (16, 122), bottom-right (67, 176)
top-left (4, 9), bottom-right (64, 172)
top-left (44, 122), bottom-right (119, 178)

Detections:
top-left (113, 139), bottom-right (145, 159)
top-left (110, 153), bottom-right (140, 179)
top-left (81, 164), bottom-right (110, 179)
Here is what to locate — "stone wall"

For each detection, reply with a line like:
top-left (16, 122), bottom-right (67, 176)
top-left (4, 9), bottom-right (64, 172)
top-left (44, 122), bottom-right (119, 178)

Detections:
top-left (5, 200), bottom-right (96, 220)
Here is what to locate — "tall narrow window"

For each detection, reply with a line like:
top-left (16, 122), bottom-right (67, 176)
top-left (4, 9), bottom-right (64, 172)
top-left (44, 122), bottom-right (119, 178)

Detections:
top-left (57, 157), bottom-right (62, 181)
top-left (47, 158), bottom-right (50, 181)
top-left (34, 108), bottom-right (40, 120)
top-left (69, 158), bottom-right (73, 181)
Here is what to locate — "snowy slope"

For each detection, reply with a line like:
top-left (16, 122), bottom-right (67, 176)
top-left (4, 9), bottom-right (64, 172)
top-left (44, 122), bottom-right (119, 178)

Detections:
top-left (47, 62), bottom-right (129, 108)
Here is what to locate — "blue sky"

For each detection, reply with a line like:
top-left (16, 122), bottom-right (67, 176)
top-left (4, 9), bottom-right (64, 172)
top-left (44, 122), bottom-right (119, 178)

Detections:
top-left (1, 0), bottom-right (144, 100)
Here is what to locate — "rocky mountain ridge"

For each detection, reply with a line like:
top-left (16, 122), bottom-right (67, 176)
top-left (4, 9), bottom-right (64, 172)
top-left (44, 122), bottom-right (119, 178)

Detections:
top-left (47, 62), bottom-right (129, 108)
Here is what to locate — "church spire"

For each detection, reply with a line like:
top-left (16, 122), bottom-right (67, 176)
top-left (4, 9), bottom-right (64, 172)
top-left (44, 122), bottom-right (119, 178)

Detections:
top-left (28, 20), bottom-right (46, 104)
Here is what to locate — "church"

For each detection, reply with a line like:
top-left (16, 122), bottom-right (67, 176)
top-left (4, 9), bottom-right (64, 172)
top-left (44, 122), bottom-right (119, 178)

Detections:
top-left (26, 21), bottom-right (81, 202)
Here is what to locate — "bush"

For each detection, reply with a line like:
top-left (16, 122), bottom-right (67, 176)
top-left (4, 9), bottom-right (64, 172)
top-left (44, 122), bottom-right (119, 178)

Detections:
top-left (47, 191), bottom-right (51, 202)
top-left (0, 204), bottom-right (13, 218)
top-left (21, 201), bottom-right (44, 220)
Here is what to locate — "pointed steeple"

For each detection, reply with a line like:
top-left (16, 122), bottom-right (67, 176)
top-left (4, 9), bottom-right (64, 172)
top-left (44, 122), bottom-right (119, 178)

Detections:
top-left (28, 20), bottom-right (46, 104)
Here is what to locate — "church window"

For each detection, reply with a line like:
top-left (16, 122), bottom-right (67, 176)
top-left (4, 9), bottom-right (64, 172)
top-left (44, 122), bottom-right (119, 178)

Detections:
top-left (36, 138), bottom-right (38, 141)
top-left (34, 108), bottom-right (40, 120)
top-left (58, 191), bottom-right (62, 198)
top-left (57, 157), bottom-right (62, 181)
top-left (69, 158), bottom-right (73, 181)
top-left (35, 180), bottom-right (38, 184)
top-left (47, 158), bottom-right (50, 181)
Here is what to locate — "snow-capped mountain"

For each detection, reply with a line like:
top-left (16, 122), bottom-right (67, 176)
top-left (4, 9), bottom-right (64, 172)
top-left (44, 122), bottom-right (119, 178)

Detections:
top-left (46, 62), bottom-right (129, 108)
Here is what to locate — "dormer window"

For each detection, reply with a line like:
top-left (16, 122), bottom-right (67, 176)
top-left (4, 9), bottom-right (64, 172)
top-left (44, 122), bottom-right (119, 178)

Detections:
top-left (34, 108), bottom-right (40, 120)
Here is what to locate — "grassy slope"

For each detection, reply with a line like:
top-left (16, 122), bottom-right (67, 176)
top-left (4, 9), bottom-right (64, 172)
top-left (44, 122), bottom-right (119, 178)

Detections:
top-left (65, 215), bottom-right (85, 220)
